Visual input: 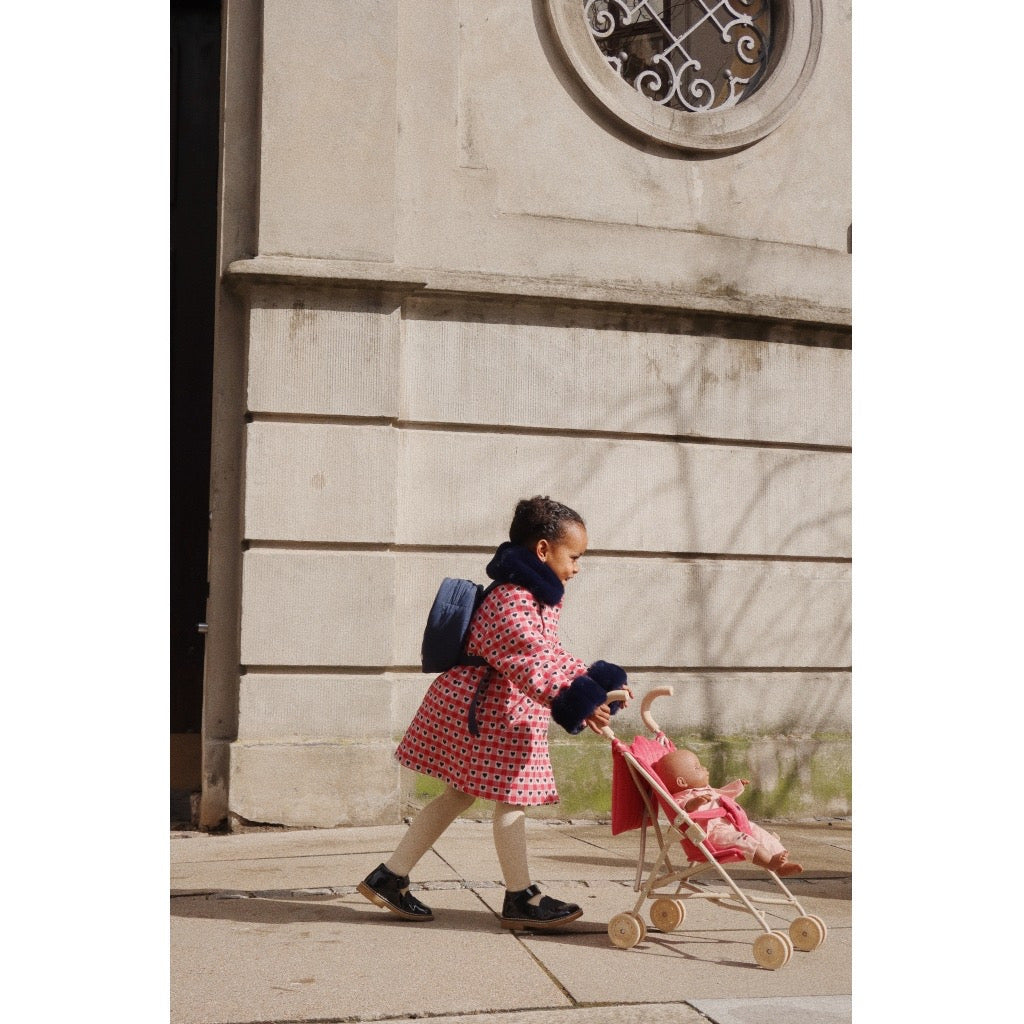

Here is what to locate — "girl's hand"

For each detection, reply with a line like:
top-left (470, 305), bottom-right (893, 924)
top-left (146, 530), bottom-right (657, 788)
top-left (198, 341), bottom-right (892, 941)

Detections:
top-left (584, 685), bottom-right (636, 733)
top-left (605, 686), bottom-right (634, 712)
top-left (584, 704), bottom-right (612, 734)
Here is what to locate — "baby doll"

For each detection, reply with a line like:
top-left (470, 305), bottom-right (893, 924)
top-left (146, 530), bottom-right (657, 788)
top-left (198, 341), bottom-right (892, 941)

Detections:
top-left (652, 748), bottom-right (803, 877)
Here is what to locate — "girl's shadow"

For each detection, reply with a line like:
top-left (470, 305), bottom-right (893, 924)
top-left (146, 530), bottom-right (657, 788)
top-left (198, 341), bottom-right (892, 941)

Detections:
top-left (171, 890), bottom-right (604, 941)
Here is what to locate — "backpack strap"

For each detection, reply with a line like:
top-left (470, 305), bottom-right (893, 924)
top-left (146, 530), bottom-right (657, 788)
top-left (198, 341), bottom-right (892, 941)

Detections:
top-left (466, 670), bottom-right (493, 737)
top-left (465, 582), bottom-right (500, 736)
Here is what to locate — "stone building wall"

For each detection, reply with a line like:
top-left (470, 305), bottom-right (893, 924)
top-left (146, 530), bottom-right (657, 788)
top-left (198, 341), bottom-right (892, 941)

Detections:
top-left (202, 0), bottom-right (851, 828)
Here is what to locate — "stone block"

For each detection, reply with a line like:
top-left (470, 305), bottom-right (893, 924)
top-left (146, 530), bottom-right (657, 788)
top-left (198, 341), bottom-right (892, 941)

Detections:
top-left (240, 550), bottom-right (394, 665)
top-left (242, 418), bottom-right (848, 553)
top-left (392, 552), bottom-right (850, 669)
top-left (239, 549), bottom-right (847, 669)
top-left (237, 669), bottom-right (849, 746)
top-left (258, 0), bottom-right (397, 260)
top-left (600, 671), bottom-right (851, 737)
top-left (246, 293), bottom-right (400, 416)
top-left (403, 308), bottom-right (850, 446)
top-left (238, 673), bottom-right (410, 741)
top-left (244, 421), bottom-right (397, 541)
top-left (229, 740), bottom-right (401, 827)
top-left (397, 430), bottom-right (850, 556)
top-left (560, 556), bottom-right (850, 667)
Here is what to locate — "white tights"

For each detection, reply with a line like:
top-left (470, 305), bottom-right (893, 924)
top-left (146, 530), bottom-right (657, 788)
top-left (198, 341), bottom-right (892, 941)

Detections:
top-left (385, 784), bottom-right (533, 892)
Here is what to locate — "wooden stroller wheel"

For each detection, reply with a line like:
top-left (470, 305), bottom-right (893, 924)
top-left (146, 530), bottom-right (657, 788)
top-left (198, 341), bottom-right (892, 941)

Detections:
top-left (608, 911), bottom-right (645, 949)
top-left (650, 897), bottom-right (685, 933)
top-left (790, 914), bottom-right (827, 951)
top-left (752, 930), bottom-right (793, 970)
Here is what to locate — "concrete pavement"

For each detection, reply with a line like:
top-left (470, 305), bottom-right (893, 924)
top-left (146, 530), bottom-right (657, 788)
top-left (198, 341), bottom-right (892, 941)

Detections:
top-left (171, 817), bottom-right (851, 1024)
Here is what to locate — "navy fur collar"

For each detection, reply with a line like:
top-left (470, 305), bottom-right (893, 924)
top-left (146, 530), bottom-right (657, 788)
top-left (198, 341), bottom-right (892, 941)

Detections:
top-left (485, 541), bottom-right (564, 606)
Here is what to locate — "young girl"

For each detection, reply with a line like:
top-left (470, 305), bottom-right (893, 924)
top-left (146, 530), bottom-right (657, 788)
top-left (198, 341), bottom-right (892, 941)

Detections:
top-left (358, 496), bottom-right (631, 930)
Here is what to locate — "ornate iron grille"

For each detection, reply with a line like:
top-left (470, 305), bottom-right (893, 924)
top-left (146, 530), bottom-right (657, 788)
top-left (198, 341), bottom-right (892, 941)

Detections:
top-left (584, 0), bottom-right (772, 113)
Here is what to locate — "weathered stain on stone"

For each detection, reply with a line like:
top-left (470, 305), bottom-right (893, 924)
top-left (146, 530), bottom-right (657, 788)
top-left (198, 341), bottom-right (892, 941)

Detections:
top-left (400, 733), bottom-right (851, 823)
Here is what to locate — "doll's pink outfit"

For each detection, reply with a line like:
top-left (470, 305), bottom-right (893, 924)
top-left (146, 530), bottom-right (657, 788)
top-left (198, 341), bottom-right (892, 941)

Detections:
top-left (671, 780), bottom-right (786, 863)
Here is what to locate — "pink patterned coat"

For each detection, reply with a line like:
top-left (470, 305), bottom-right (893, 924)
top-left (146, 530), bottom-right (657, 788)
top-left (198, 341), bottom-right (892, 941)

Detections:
top-left (394, 582), bottom-right (590, 805)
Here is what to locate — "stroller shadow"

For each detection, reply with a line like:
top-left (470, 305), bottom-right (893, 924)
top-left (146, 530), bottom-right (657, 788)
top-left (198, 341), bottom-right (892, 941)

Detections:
top-left (521, 923), bottom-right (764, 970)
top-left (645, 933), bottom-right (764, 970)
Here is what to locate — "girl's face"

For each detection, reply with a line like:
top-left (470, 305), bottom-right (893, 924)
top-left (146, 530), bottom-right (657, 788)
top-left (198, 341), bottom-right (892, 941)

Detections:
top-left (535, 522), bottom-right (588, 583)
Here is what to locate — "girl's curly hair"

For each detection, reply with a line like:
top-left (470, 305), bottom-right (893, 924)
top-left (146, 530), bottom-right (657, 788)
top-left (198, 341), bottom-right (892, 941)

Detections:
top-left (508, 496), bottom-right (585, 547)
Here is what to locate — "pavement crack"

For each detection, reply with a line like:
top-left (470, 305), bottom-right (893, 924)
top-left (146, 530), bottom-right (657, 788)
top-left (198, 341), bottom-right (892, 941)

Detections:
top-left (510, 937), bottom-right (579, 1009)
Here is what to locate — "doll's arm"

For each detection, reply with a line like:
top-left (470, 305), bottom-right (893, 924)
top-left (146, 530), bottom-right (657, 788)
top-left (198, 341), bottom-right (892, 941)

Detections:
top-left (675, 788), bottom-right (713, 814)
top-left (718, 779), bottom-right (749, 800)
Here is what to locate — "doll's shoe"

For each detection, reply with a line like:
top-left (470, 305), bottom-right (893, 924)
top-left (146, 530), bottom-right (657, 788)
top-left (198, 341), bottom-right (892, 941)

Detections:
top-left (357, 863), bottom-right (434, 921)
top-left (500, 884), bottom-right (583, 930)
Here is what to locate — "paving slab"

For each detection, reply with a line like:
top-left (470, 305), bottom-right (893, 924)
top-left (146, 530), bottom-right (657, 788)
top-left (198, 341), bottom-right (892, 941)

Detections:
top-left (473, 881), bottom-right (849, 1005)
top-left (171, 819), bottom-right (850, 1023)
top-left (432, 819), bottom-right (639, 884)
top-left (170, 888), bottom-right (570, 1024)
top-left (690, 994), bottom-right (852, 1024)
top-left (170, 824), bottom-right (412, 862)
top-left (391, 1006), bottom-right (710, 1024)
top-left (171, 845), bottom-right (457, 895)
top-left (728, 877), bottom-right (852, 926)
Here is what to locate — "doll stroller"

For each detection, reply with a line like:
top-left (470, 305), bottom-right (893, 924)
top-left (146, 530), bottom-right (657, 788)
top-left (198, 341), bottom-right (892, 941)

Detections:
top-left (599, 687), bottom-right (828, 969)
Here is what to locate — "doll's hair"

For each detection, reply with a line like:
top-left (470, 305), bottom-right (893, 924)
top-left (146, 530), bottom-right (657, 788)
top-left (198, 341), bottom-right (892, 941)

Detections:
top-left (508, 496), bottom-right (585, 547)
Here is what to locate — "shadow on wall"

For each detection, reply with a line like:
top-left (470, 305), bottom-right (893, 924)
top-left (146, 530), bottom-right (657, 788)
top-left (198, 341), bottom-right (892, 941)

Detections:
top-left (577, 320), bottom-right (850, 817)
top-left (398, 296), bottom-right (851, 819)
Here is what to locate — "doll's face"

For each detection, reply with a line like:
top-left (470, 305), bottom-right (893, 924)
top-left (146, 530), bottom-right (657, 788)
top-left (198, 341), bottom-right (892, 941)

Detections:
top-left (655, 749), bottom-right (709, 789)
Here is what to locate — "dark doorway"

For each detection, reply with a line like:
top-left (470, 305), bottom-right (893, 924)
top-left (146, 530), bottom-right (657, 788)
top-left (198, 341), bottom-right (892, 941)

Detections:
top-left (170, 0), bottom-right (222, 817)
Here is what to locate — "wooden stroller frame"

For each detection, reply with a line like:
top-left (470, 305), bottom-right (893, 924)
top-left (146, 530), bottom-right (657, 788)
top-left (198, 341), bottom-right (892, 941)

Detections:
top-left (600, 687), bottom-right (828, 969)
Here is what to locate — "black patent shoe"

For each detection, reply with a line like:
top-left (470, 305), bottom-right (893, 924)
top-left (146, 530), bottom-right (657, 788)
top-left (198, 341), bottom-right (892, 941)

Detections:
top-left (357, 863), bottom-right (434, 921)
top-left (500, 883), bottom-right (583, 930)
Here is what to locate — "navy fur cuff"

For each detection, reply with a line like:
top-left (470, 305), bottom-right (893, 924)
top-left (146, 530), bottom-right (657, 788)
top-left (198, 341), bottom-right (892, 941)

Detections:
top-left (588, 660), bottom-right (627, 714)
top-left (550, 674), bottom-right (607, 735)
top-left (587, 660), bottom-right (626, 691)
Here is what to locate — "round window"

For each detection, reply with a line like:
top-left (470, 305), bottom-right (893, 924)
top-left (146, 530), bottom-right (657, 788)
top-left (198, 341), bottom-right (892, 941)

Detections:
top-left (543, 0), bottom-right (823, 152)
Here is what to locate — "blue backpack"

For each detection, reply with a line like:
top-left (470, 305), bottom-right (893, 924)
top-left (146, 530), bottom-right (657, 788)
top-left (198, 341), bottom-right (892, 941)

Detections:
top-left (420, 577), bottom-right (498, 673)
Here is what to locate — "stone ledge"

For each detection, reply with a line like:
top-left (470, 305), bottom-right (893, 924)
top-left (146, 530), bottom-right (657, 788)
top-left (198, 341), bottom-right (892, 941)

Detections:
top-left (226, 255), bottom-right (851, 327)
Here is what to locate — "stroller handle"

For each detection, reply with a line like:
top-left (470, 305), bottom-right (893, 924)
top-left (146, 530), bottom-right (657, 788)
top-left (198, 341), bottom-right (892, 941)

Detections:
top-left (640, 685), bottom-right (674, 734)
top-left (597, 689), bottom-right (631, 740)
top-left (597, 687), bottom-right (673, 741)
